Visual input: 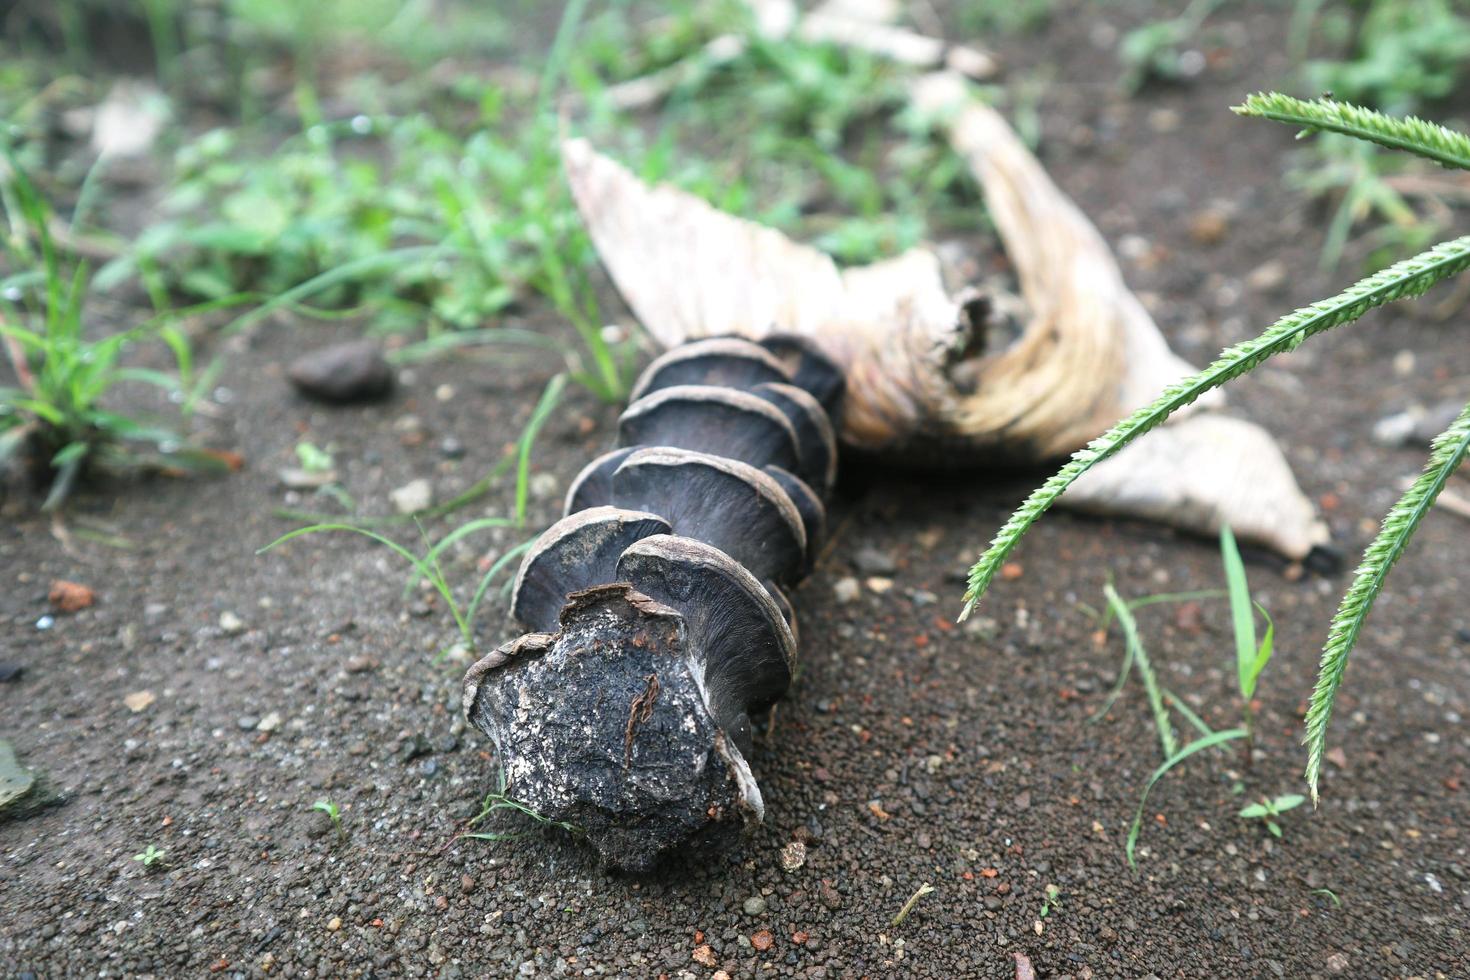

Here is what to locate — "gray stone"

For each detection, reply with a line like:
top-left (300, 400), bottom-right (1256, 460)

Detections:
top-left (287, 341), bottom-right (393, 403)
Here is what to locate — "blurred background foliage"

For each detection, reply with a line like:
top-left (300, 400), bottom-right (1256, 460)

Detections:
top-left (2, 0), bottom-right (1470, 342)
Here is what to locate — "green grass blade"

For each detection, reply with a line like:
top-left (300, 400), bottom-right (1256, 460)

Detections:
top-left (1127, 588), bottom-right (1228, 611)
top-left (1161, 687), bottom-right (1216, 739)
top-left (959, 234), bottom-right (1470, 619)
top-left (259, 523), bottom-right (423, 565)
top-left (1087, 622), bottom-right (1136, 726)
top-left (111, 367), bottom-right (184, 392)
top-left (223, 245), bottom-right (442, 334)
top-left (466, 535), bottom-right (537, 627)
top-left (1219, 525), bottom-right (1257, 700)
top-left (1235, 94), bottom-right (1470, 172)
top-left (40, 450), bottom-right (86, 511)
top-left (1126, 728), bottom-right (1249, 869)
top-left (1096, 588), bottom-right (1226, 634)
top-left (514, 374), bottom-right (567, 525)
top-left (1303, 400), bottom-right (1470, 803)
top-left (272, 448), bottom-right (519, 527)
top-left (1246, 602), bottom-right (1275, 699)
top-left (262, 522), bottom-right (476, 648)
top-left (1105, 583), bottom-right (1176, 759)
top-left (536, 0), bottom-right (592, 118)
top-left (0, 424), bottom-right (30, 464)
top-left (404, 517), bottom-right (515, 598)
top-left (387, 328), bottom-right (565, 365)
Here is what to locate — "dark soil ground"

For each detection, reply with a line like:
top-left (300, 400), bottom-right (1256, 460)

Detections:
top-left (4, 3), bottom-right (1469, 977)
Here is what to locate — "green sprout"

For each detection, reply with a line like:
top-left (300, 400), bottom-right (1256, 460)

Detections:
top-left (133, 844), bottom-right (167, 868)
top-left (1310, 887), bottom-right (1343, 908)
top-left (294, 441), bottom-right (334, 473)
top-left (1038, 884), bottom-right (1062, 918)
top-left (312, 798), bottom-right (346, 840)
top-left (1238, 794), bottom-right (1306, 838)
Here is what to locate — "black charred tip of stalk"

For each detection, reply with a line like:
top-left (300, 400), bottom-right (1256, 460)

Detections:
top-left (757, 334), bottom-right (845, 416)
top-left (754, 381), bottom-right (838, 494)
top-left (627, 336), bottom-right (790, 403)
top-left (617, 384), bottom-right (801, 475)
top-left (463, 584), bottom-right (762, 872)
top-left (563, 446), bottom-right (636, 515)
top-left (510, 506), bottom-right (671, 632)
top-left (611, 446), bottom-right (806, 585)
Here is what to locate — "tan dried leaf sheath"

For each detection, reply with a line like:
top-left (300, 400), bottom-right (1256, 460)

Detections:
top-left (562, 74), bottom-right (1330, 561)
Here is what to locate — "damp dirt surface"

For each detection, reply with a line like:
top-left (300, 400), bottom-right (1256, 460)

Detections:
top-left (3, 3), bottom-right (1470, 978)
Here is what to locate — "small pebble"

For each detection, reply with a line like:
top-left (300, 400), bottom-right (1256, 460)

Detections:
top-left (123, 690), bottom-right (155, 713)
top-left (1189, 208), bottom-right (1229, 245)
top-left (865, 576), bottom-right (893, 595)
top-left (288, 341), bottom-right (393, 403)
top-left (277, 467), bottom-right (337, 490)
top-left (853, 546), bottom-right (897, 575)
top-left (48, 580), bottom-right (95, 613)
top-left (1246, 260), bottom-right (1287, 294)
top-left (742, 896), bottom-right (768, 916)
top-left (219, 611), bottom-right (245, 635)
top-left (390, 479), bottom-right (433, 515)
top-left (833, 577), bottom-right (860, 604)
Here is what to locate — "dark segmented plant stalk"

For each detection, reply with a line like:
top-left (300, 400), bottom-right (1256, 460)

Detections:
top-left (463, 335), bottom-right (843, 870)
top-left (1303, 400), bottom-right (1470, 801)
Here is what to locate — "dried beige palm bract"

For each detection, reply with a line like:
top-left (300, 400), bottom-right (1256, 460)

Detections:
top-left (563, 73), bottom-right (1329, 562)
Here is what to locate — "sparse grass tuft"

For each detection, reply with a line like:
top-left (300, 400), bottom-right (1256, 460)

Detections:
top-left (258, 374), bottom-right (565, 657)
top-left (1, 151), bottom-right (231, 509)
top-left (1117, 0), bottom-right (1223, 93)
top-left (458, 768), bottom-right (581, 843)
top-left (1273, 0), bottom-right (1470, 268)
top-left (963, 95), bottom-right (1470, 805)
top-left (1095, 529), bottom-right (1292, 868)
